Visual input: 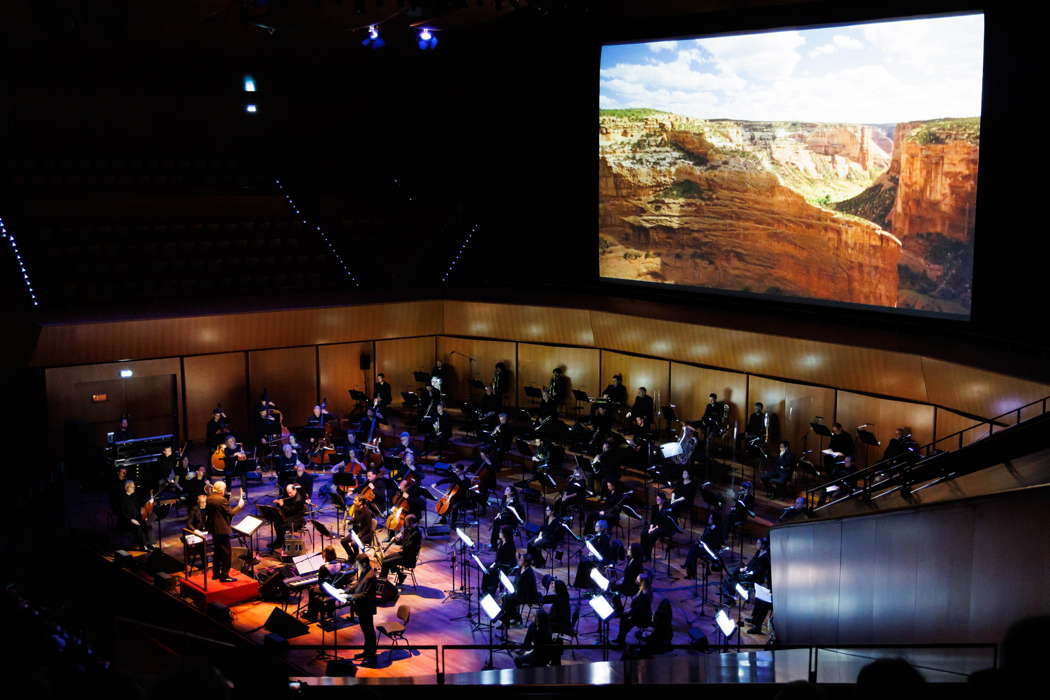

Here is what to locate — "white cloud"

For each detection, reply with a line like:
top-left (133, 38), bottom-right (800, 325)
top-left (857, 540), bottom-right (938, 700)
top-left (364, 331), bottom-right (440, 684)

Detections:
top-left (808, 33), bottom-right (864, 58)
top-left (647, 41), bottom-right (679, 53)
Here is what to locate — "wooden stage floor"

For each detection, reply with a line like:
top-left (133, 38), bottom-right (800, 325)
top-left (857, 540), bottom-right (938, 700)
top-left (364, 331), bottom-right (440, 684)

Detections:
top-left (82, 413), bottom-right (793, 679)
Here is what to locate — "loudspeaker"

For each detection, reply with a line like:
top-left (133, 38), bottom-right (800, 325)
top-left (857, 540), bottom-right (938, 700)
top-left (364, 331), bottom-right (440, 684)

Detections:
top-left (360, 353), bottom-right (371, 371)
top-left (264, 607), bottom-right (310, 639)
top-left (375, 579), bottom-right (400, 605)
top-left (258, 567), bottom-right (288, 602)
top-left (207, 602), bottom-right (232, 623)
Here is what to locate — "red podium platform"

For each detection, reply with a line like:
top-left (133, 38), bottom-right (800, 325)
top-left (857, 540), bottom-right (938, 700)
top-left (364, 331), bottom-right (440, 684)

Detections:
top-left (180, 573), bottom-right (260, 609)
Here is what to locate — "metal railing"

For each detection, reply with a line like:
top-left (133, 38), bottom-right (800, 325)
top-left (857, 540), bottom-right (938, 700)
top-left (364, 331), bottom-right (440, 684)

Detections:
top-left (805, 395), bottom-right (1050, 511)
top-left (286, 641), bottom-right (997, 684)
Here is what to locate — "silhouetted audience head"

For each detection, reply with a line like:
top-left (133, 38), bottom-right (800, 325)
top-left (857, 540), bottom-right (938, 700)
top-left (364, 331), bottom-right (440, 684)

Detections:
top-left (856, 657), bottom-right (924, 698)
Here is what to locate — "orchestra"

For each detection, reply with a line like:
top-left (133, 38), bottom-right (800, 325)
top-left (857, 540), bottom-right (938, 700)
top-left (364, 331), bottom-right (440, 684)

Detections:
top-left (99, 366), bottom-right (837, 668)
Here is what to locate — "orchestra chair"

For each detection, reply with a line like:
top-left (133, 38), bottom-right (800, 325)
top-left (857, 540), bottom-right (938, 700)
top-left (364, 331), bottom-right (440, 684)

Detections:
top-left (522, 600), bottom-right (545, 627)
top-left (656, 534), bottom-right (678, 578)
top-left (393, 564), bottom-right (419, 592)
top-left (310, 519), bottom-right (337, 552)
top-left (553, 603), bottom-right (582, 660)
top-left (377, 605), bottom-right (412, 652)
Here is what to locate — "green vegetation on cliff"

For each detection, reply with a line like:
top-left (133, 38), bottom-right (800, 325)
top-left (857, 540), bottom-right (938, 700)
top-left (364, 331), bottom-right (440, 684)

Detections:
top-left (907, 117), bottom-right (981, 146)
top-left (834, 179), bottom-right (896, 230)
top-left (599, 108), bottom-right (670, 120)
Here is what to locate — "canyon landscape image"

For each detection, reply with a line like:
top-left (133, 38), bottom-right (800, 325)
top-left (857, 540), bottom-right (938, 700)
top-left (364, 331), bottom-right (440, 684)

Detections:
top-left (599, 14), bottom-right (983, 315)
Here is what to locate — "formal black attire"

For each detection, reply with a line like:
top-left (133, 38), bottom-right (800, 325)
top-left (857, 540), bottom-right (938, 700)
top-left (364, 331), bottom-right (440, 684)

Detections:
top-left (119, 491), bottom-right (153, 549)
top-left (380, 526), bottom-right (422, 580)
top-left (424, 411), bottom-right (452, 454)
top-left (671, 479), bottom-right (697, 517)
top-left (612, 555), bottom-right (643, 597)
top-left (684, 519), bottom-right (724, 578)
top-left (272, 489), bottom-right (307, 550)
top-left (373, 381), bottom-right (392, 409)
top-left (572, 531), bottom-right (610, 589)
top-left (761, 449), bottom-right (796, 492)
top-left (350, 568), bottom-right (378, 663)
top-left (206, 418), bottom-right (230, 450)
top-left (184, 504), bottom-right (209, 570)
top-left (614, 588), bottom-right (652, 645)
top-left (502, 563), bottom-right (540, 624)
top-left (491, 495), bottom-right (525, 548)
top-left (826, 430), bottom-right (855, 469)
top-left (514, 615), bottom-right (557, 668)
top-left (340, 505), bottom-right (377, 560)
top-left (628, 394), bottom-right (654, 426)
top-left (206, 492), bottom-right (244, 579)
top-left (602, 383), bottom-right (628, 406)
top-left (640, 504), bottom-right (676, 560)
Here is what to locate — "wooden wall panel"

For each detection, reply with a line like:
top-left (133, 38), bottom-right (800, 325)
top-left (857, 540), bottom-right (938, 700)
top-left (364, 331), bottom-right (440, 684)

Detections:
top-left (442, 302), bottom-right (595, 347)
top-left (184, 352), bottom-right (247, 443)
top-left (835, 391), bottom-right (935, 467)
top-left (934, 407), bottom-right (986, 452)
top-left (516, 343), bottom-right (600, 411)
top-left (747, 376), bottom-right (836, 450)
top-left (599, 351), bottom-right (670, 409)
top-left (436, 337), bottom-right (517, 407)
top-left (248, 347), bottom-right (318, 431)
top-left (669, 363), bottom-right (747, 431)
top-left (31, 300), bottom-right (442, 367)
top-left (591, 311), bottom-right (929, 404)
top-left (45, 357), bottom-right (183, 455)
top-left (921, 357), bottom-right (1050, 421)
top-left (319, 342), bottom-right (374, 420)
top-left (375, 338), bottom-right (437, 405)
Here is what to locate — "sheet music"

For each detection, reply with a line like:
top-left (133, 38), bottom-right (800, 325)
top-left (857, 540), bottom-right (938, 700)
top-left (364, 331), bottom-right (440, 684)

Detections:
top-left (233, 515), bottom-right (263, 536)
top-left (184, 534), bottom-right (203, 546)
top-left (507, 505), bottom-right (523, 524)
top-left (754, 584), bottom-right (772, 603)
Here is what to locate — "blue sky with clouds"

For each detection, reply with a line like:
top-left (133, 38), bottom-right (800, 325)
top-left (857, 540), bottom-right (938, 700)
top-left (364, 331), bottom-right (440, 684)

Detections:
top-left (600, 14), bottom-right (984, 124)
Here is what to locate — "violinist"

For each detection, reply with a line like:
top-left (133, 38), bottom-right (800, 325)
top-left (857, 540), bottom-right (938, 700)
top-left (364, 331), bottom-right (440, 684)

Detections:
top-left (373, 373), bottom-right (392, 410)
top-left (119, 480), bottom-right (155, 551)
top-left (340, 492), bottom-right (378, 560)
top-left (379, 514), bottom-right (421, 583)
top-left (205, 407), bottom-right (231, 450)
top-left (423, 402), bottom-right (451, 456)
top-left (269, 483), bottom-right (308, 556)
top-left (640, 491), bottom-right (677, 561)
top-left (490, 485), bottom-right (525, 549)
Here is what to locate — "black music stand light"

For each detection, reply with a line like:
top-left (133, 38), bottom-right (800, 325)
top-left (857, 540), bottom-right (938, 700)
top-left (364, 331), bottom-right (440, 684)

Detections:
top-left (856, 426), bottom-right (880, 468)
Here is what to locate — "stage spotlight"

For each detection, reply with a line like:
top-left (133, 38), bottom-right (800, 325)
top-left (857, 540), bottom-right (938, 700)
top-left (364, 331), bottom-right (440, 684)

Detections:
top-left (362, 24), bottom-right (385, 49)
top-left (243, 75), bottom-right (256, 92)
top-left (417, 27), bottom-right (438, 50)
top-left (245, 104), bottom-right (258, 113)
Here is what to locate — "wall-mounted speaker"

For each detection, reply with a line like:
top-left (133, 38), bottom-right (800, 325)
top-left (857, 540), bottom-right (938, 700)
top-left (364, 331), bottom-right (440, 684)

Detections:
top-left (360, 353), bottom-right (371, 371)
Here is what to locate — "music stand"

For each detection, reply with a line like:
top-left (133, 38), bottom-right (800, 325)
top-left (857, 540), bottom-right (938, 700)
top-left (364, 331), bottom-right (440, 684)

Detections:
top-left (413, 371), bottom-right (430, 384)
top-left (856, 427), bottom-right (880, 468)
top-left (810, 420), bottom-right (832, 465)
top-left (480, 594), bottom-right (503, 670)
top-left (233, 514), bottom-right (265, 578)
top-left (715, 607), bottom-right (739, 651)
top-left (523, 386), bottom-right (543, 408)
top-left (319, 582), bottom-right (349, 661)
top-left (468, 379), bottom-right (485, 389)
top-left (588, 594), bottom-right (615, 660)
top-left (349, 389), bottom-right (368, 402)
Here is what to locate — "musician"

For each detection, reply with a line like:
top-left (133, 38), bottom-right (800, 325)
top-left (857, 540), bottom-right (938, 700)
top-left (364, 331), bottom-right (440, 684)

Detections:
top-left (724, 537), bottom-right (771, 607)
top-left (419, 380), bottom-right (442, 422)
top-left (364, 468), bottom-right (392, 511)
top-left (728, 481), bottom-right (756, 531)
top-left (589, 437), bottom-right (623, 492)
top-left (486, 412), bottom-right (514, 459)
top-left (112, 416), bottom-right (134, 443)
top-left (612, 542), bottom-right (644, 598)
top-left (184, 493), bottom-right (210, 571)
top-left (625, 387), bottom-right (654, 429)
top-left (390, 449), bottom-right (419, 485)
top-left (110, 466), bottom-right (129, 514)
top-left (514, 610), bottom-right (556, 669)
top-left (500, 551), bottom-right (540, 628)
top-left (291, 463), bottom-right (315, 501)
top-left (701, 393), bottom-right (726, 444)
top-left (435, 463), bottom-right (472, 526)
top-left (423, 402), bottom-right (451, 456)
top-left (254, 407), bottom-right (280, 445)
top-left (572, 519), bottom-right (611, 589)
top-left (157, 445), bottom-right (182, 490)
top-left (492, 362), bottom-right (510, 398)
top-left (305, 547), bottom-right (354, 622)
top-left (640, 492), bottom-right (677, 561)
top-left (494, 525), bottom-right (518, 569)
top-left (588, 479), bottom-right (626, 531)
top-left (670, 468), bottom-right (698, 517)
top-left (556, 466), bottom-right (590, 518)
top-left (778, 496), bottom-right (810, 523)
top-left (676, 424), bottom-right (698, 466)
top-left (373, 373), bottom-right (392, 410)
top-left (349, 553), bottom-right (378, 665)
top-left (306, 404), bottom-right (334, 428)
top-left (745, 403), bottom-right (766, 443)
top-left (539, 367), bottom-right (567, 418)
top-left (613, 572), bottom-right (652, 648)
top-left (601, 373), bottom-right (628, 406)
top-left (588, 404), bottom-right (614, 453)
top-left (205, 407), bottom-right (231, 450)
top-left (431, 359), bottom-right (448, 385)
top-left (761, 440), bottom-right (796, 495)
top-left (340, 498), bottom-right (378, 560)
top-left (182, 465), bottom-right (210, 502)
top-left (270, 483), bottom-right (307, 555)
top-left (490, 485), bottom-right (525, 549)
top-left (205, 481), bottom-right (246, 582)
top-left (379, 514), bottom-right (422, 583)
top-left (479, 384), bottom-right (502, 425)
top-left (684, 511), bottom-right (725, 579)
top-left (276, 442), bottom-right (305, 485)
top-left (825, 422), bottom-right (855, 470)
top-left (529, 503), bottom-right (565, 563)
top-left (469, 445), bottom-right (498, 498)
top-left (882, 427), bottom-right (917, 466)
top-left (626, 415), bottom-right (654, 469)
top-left (119, 480), bottom-right (155, 551)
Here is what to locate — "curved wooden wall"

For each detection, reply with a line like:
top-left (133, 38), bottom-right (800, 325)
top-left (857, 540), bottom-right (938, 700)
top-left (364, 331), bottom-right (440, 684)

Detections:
top-left (37, 300), bottom-right (1050, 452)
